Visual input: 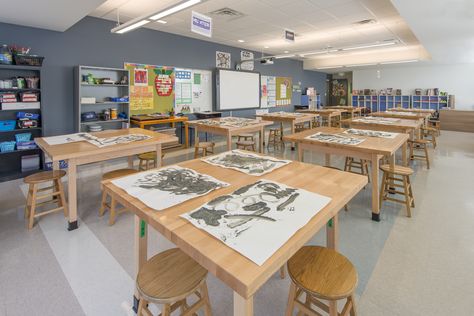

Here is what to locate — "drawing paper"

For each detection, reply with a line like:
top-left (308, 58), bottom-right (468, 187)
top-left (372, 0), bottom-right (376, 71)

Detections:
top-left (305, 132), bottom-right (365, 145)
top-left (344, 128), bottom-right (398, 139)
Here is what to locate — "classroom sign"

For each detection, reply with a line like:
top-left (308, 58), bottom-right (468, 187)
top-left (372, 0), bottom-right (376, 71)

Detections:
top-left (191, 11), bottom-right (212, 38)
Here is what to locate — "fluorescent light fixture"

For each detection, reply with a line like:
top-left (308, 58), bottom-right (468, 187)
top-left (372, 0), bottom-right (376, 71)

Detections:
top-left (317, 66), bottom-right (343, 69)
top-left (111, 0), bottom-right (202, 34)
top-left (380, 59), bottom-right (418, 65)
top-left (238, 39), bottom-right (245, 43)
top-left (342, 41), bottom-right (397, 51)
top-left (113, 20), bottom-right (150, 34)
top-left (149, 0), bottom-right (201, 20)
top-left (274, 54), bottom-right (296, 59)
top-left (284, 50), bottom-right (289, 53)
top-left (299, 49), bottom-right (339, 57)
top-left (156, 20), bottom-right (168, 24)
top-left (346, 63), bottom-right (377, 67)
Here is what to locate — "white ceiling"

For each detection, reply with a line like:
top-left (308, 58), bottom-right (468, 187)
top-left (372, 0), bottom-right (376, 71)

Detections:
top-left (0, 0), bottom-right (107, 32)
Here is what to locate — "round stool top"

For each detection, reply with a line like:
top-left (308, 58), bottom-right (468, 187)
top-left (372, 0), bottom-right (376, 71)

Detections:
top-left (236, 140), bottom-right (255, 146)
top-left (137, 248), bottom-right (207, 303)
top-left (408, 139), bottom-right (429, 144)
top-left (24, 170), bottom-right (67, 184)
top-left (380, 164), bottom-right (414, 176)
top-left (102, 168), bottom-right (138, 181)
top-left (237, 133), bottom-right (254, 138)
top-left (138, 152), bottom-right (157, 161)
top-left (196, 142), bottom-right (215, 149)
top-left (269, 128), bottom-right (281, 132)
top-left (287, 246), bottom-right (357, 300)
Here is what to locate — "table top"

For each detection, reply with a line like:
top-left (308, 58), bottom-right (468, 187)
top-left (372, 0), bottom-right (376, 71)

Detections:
top-left (371, 111), bottom-right (431, 120)
top-left (186, 117), bottom-right (272, 132)
top-left (256, 112), bottom-right (318, 122)
top-left (388, 108), bottom-right (435, 114)
top-left (35, 128), bottom-right (177, 161)
top-left (297, 109), bottom-right (343, 116)
top-left (283, 127), bottom-right (409, 156)
top-left (102, 154), bottom-right (367, 298)
top-left (343, 117), bottom-right (423, 130)
top-left (324, 106), bottom-right (361, 112)
top-left (130, 115), bottom-right (188, 123)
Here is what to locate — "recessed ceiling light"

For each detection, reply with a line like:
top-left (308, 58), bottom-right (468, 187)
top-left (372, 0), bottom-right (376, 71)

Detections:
top-left (284, 50), bottom-right (289, 53)
top-left (238, 39), bottom-right (245, 43)
top-left (264, 46), bottom-right (269, 49)
top-left (380, 59), bottom-right (418, 65)
top-left (342, 41), bottom-right (397, 51)
top-left (156, 20), bottom-right (167, 24)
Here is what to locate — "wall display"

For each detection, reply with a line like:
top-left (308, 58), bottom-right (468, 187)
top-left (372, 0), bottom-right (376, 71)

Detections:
top-left (216, 69), bottom-right (260, 110)
top-left (330, 79), bottom-right (348, 106)
top-left (175, 68), bottom-right (193, 113)
top-left (112, 166), bottom-right (229, 211)
top-left (260, 75), bottom-right (276, 108)
top-left (191, 11), bottom-right (212, 38)
top-left (344, 128), bottom-right (398, 139)
top-left (305, 132), bottom-right (365, 146)
top-left (276, 76), bottom-right (292, 106)
top-left (240, 51), bottom-right (254, 71)
top-left (195, 117), bottom-right (260, 128)
top-left (190, 69), bottom-right (212, 113)
top-left (181, 179), bottom-right (331, 265)
top-left (216, 51), bottom-right (231, 69)
top-left (125, 63), bottom-right (175, 115)
top-left (202, 150), bottom-right (291, 176)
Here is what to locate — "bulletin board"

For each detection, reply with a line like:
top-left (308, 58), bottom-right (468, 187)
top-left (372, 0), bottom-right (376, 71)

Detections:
top-left (276, 76), bottom-right (292, 106)
top-left (260, 75), bottom-right (276, 108)
top-left (125, 63), bottom-right (212, 115)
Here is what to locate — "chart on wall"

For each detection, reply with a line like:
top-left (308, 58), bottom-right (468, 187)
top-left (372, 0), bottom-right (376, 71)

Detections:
top-left (261, 76), bottom-right (276, 108)
top-left (276, 76), bottom-right (292, 106)
top-left (175, 68), bottom-right (212, 113)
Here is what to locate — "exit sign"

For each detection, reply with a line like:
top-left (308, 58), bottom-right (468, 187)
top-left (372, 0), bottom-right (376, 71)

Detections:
top-left (285, 30), bottom-right (295, 42)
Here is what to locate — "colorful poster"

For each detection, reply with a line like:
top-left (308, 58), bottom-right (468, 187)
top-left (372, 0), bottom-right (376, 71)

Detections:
top-left (276, 76), bottom-right (292, 106)
top-left (261, 76), bottom-right (276, 108)
top-left (130, 86), bottom-right (154, 111)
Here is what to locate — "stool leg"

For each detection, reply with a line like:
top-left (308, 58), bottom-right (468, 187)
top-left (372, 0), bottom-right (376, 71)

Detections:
top-left (285, 282), bottom-right (297, 316)
top-left (407, 176), bottom-right (415, 207)
top-left (24, 185), bottom-right (33, 219)
top-left (201, 281), bottom-right (213, 316)
top-left (364, 161), bottom-right (371, 183)
top-left (138, 159), bottom-right (144, 171)
top-left (403, 176), bottom-right (412, 217)
top-left (57, 179), bottom-right (69, 217)
top-left (424, 145), bottom-right (430, 169)
top-left (379, 171), bottom-right (387, 209)
top-left (108, 197), bottom-right (117, 226)
top-left (194, 146), bottom-right (199, 159)
top-left (99, 190), bottom-right (108, 216)
top-left (28, 184), bottom-right (38, 230)
top-left (162, 304), bottom-right (171, 316)
top-left (344, 157), bottom-right (350, 171)
top-left (350, 294), bottom-right (358, 316)
top-left (137, 298), bottom-right (147, 316)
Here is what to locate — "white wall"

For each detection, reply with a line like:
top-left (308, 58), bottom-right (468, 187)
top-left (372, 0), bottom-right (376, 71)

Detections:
top-left (353, 64), bottom-right (474, 110)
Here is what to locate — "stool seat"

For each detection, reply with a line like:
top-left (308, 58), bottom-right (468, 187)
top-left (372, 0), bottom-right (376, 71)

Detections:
top-left (138, 152), bottom-right (156, 161)
top-left (196, 142), bottom-right (214, 149)
top-left (288, 246), bottom-right (357, 301)
top-left (137, 248), bottom-right (207, 302)
top-left (236, 140), bottom-right (255, 146)
top-left (102, 168), bottom-right (138, 181)
top-left (409, 138), bottom-right (429, 144)
top-left (237, 133), bottom-right (253, 138)
top-left (24, 170), bottom-right (66, 184)
top-left (380, 164), bottom-right (414, 176)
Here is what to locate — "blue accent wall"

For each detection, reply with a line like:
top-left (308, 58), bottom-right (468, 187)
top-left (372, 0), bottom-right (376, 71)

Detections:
top-left (0, 17), bottom-right (326, 135)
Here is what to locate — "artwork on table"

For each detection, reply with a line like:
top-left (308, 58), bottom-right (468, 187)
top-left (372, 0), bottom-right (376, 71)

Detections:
top-left (196, 117), bottom-right (260, 128)
top-left (181, 179), bottom-right (331, 265)
top-left (353, 117), bottom-right (400, 124)
top-left (112, 166), bottom-right (229, 211)
top-left (262, 111), bottom-right (307, 118)
top-left (216, 51), bottom-right (231, 69)
top-left (42, 133), bottom-right (151, 147)
top-left (42, 133), bottom-right (92, 146)
top-left (202, 150), bottom-right (291, 176)
top-left (344, 129), bottom-right (398, 139)
top-left (305, 132), bottom-right (365, 146)
top-left (386, 111), bottom-right (416, 116)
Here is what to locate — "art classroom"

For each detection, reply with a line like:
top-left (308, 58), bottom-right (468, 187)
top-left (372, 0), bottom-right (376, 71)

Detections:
top-left (0, 1), bottom-right (473, 315)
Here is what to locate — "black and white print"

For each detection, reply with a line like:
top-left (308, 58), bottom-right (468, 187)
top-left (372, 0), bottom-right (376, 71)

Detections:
top-left (305, 132), bottom-right (365, 145)
top-left (353, 117), bottom-right (400, 124)
top-left (181, 180), bottom-right (331, 265)
top-left (202, 150), bottom-right (291, 176)
top-left (344, 128), bottom-right (398, 139)
top-left (196, 117), bottom-right (260, 128)
top-left (83, 133), bottom-right (151, 148)
top-left (112, 166), bottom-right (229, 211)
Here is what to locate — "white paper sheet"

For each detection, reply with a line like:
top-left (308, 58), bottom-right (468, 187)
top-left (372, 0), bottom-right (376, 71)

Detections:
top-left (305, 132), bottom-right (365, 145)
top-left (112, 166), bottom-right (229, 211)
top-left (181, 179), bottom-right (331, 265)
top-left (84, 134), bottom-right (151, 148)
top-left (196, 117), bottom-right (260, 128)
top-left (42, 133), bottom-right (92, 145)
top-left (202, 150), bottom-right (291, 176)
top-left (344, 128), bottom-right (398, 139)
top-left (353, 117), bottom-right (400, 124)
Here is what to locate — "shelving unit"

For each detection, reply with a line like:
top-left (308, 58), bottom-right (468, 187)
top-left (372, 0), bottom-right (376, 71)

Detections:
top-left (411, 95), bottom-right (449, 110)
top-left (352, 95), bottom-right (378, 112)
top-left (352, 95), bottom-right (446, 111)
top-left (74, 65), bottom-right (130, 132)
top-left (0, 64), bottom-right (43, 182)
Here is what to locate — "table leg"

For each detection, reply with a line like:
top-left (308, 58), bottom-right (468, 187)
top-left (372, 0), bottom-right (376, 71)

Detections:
top-left (52, 160), bottom-right (59, 171)
top-left (127, 156), bottom-right (134, 169)
top-left (227, 133), bottom-right (232, 151)
top-left (185, 124), bottom-right (189, 148)
top-left (325, 153), bottom-right (331, 166)
top-left (298, 144), bottom-right (304, 162)
top-left (194, 127), bottom-right (199, 147)
top-left (402, 141), bottom-right (408, 166)
top-left (371, 154), bottom-right (380, 221)
top-left (234, 292), bottom-right (253, 316)
top-left (67, 159), bottom-right (78, 231)
top-left (155, 143), bottom-right (162, 167)
top-left (290, 121), bottom-right (295, 151)
top-left (259, 128), bottom-right (264, 153)
top-left (326, 214), bottom-right (338, 250)
top-left (133, 215), bottom-right (148, 312)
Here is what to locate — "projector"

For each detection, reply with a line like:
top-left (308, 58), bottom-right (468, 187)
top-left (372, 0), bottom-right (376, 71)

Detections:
top-left (260, 58), bottom-right (274, 65)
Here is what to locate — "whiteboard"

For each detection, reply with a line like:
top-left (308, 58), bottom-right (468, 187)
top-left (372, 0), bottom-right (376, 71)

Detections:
top-left (217, 69), bottom-right (260, 110)
top-left (174, 68), bottom-right (212, 113)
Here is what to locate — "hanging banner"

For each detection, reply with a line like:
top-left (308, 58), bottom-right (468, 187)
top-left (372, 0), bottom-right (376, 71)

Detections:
top-left (191, 11), bottom-right (212, 38)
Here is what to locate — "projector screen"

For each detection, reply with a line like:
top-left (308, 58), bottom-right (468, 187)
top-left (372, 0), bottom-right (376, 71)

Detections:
top-left (216, 69), bottom-right (260, 110)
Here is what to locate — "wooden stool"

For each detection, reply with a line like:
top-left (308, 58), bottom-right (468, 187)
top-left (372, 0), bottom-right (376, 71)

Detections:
top-left (408, 139), bottom-right (430, 169)
top-left (379, 164), bottom-right (415, 217)
top-left (295, 122), bottom-right (309, 133)
top-left (428, 119), bottom-right (441, 136)
top-left (312, 117), bottom-right (320, 128)
top-left (237, 133), bottom-right (254, 142)
top-left (344, 157), bottom-right (370, 183)
top-left (24, 170), bottom-right (68, 230)
top-left (138, 152), bottom-right (165, 171)
top-left (421, 126), bottom-right (437, 148)
top-left (194, 142), bottom-right (215, 158)
top-left (267, 128), bottom-right (284, 150)
top-left (136, 248), bottom-right (212, 316)
top-left (99, 168), bottom-right (138, 225)
top-left (236, 140), bottom-right (256, 152)
top-left (286, 246), bottom-right (358, 316)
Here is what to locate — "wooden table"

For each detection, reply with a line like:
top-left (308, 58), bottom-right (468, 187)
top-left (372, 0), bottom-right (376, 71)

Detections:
top-left (324, 106), bottom-right (362, 118)
top-left (256, 112), bottom-right (318, 150)
top-left (102, 155), bottom-right (367, 315)
top-left (35, 128), bottom-right (177, 230)
top-left (130, 116), bottom-right (189, 148)
top-left (342, 117), bottom-right (423, 140)
top-left (371, 111), bottom-right (431, 125)
top-left (296, 109), bottom-right (342, 128)
top-left (283, 127), bottom-right (409, 221)
top-left (388, 108), bottom-right (435, 114)
top-left (185, 118), bottom-right (273, 153)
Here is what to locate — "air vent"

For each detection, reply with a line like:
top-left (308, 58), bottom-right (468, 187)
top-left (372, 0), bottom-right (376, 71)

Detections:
top-left (209, 8), bottom-right (245, 18)
top-left (354, 19), bottom-right (377, 25)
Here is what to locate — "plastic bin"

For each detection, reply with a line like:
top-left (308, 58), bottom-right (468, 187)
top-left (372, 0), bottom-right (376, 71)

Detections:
top-left (0, 141), bottom-right (16, 152)
top-left (0, 120), bottom-right (16, 131)
top-left (15, 133), bottom-right (31, 142)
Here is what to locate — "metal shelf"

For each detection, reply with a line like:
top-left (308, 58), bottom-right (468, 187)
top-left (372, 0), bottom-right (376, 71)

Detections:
top-left (0, 148), bottom-right (40, 155)
top-left (80, 119), bottom-right (128, 125)
top-left (80, 83), bottom-right (128, 87)
top-left (81, 102), bottom-right (129, 105)
top-left (0, 127), bottom-right (42, 133)
top-left (0, 64), bottom-right (42, 71)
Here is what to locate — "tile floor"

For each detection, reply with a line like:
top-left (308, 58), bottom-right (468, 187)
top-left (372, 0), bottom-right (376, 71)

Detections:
top-left (0, 130), bottom-right (473, 315)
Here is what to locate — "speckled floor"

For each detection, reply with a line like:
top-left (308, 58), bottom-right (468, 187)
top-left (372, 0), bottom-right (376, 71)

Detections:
top-left (0, 130), bottom-right (473, 316)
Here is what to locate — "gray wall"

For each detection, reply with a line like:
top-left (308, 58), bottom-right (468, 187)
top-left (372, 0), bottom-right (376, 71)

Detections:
top-left (0, 17), bottom-right (326, 136)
